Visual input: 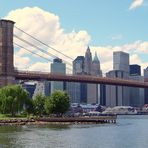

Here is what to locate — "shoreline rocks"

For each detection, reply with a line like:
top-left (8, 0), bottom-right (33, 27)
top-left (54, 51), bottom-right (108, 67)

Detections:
top-left (0, 116), bottom-right (117, 126)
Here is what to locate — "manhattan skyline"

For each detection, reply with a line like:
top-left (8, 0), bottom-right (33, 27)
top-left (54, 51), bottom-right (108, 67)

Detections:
top-left (0, 0), bottom-right (148, 74)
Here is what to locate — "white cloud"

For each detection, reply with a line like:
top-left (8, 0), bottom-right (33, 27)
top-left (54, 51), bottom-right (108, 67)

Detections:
top-left (129, 0), bottom-right (144, 10)
top-left (28, 62), bottom-right (50, 72)
top-left (4, 7), bottom-right (148, 75)
top-left (14, 54), bottom-right (30, 70)
top-left (5, 7), bottom-right (90, 64)
top-left (90, 41), bottom-right (148, 74)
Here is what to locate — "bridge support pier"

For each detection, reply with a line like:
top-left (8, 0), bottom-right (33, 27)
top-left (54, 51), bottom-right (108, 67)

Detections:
top-left (0, 19), bottom-right (15, 87)
top-left (0, 76), bottom-right (15, 87)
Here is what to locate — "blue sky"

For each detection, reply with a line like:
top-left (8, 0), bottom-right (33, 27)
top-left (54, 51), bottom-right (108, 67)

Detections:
top-left (1, 0), bottom-right (148, 73)
top-left (1, 0), bottom-right (148, 45)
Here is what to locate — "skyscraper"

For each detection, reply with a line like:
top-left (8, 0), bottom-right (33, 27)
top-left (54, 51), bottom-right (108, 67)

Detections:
top-left (67, 56), bottom-right (87, 103)
top-left (50, 58), bottom-right (66, 94)
top-left (106, 70), bottom-right (130, 107)
top-left (106, 51), bottom-right (130, 107)
top-left (144, 67), bottom-right (148, 78)
top-left (91, 52), bottom-right (102, 76)
top-left (130, 64), bottom-right (141, 76)
top-left (144, 67), bottom-right (148, 104)
top-left (113, 51), bottom-right (129, 73)
top-left (67, 47), bottom-right (102, 104)
top-left (73, 56), bottom-right (85, 74)
top-left (129, 76), bottom-right (144, 107)
top-left (129, 64), bottom-right (144, 107)
top-left (84, 46), bottom-right (92, 75)
top-left (92, 52), bottom-right (105, 105)
top-left (84, 48), bottom-right (102, 104)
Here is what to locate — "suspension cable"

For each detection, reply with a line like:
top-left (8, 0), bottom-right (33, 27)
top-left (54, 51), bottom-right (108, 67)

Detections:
top-left (14, 26), bottom-right (74, 60)
top-left (14, 42), bottom-right (72, 72)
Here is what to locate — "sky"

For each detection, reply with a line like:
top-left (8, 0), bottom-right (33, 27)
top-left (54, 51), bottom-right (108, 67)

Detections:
top-left (0, 0), bottom-right (148, 75)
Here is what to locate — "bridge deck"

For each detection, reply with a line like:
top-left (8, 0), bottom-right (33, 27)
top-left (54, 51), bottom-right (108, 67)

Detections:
top-left (14, 70), bottom-right (148, 88)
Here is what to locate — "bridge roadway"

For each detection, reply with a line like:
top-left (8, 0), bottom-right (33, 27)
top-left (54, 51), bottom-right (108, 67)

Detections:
top-left (14, 70), bottom-right (148, 88)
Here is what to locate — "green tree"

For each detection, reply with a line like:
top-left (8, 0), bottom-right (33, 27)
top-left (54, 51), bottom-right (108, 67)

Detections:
top-left (45, 90), bottom-right (70, 116)
top-left (25, 98), bottom-right (34, 115)
top-left (0, 85), bottom-right (29, 116)
top-left (33, 93), bottom-right (46, 116)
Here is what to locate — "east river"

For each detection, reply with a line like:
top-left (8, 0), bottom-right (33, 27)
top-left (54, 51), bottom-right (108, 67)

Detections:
top-left (0, 115), bottom-right (148, 148)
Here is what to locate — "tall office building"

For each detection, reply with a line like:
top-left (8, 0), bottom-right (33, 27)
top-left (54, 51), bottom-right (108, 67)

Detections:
top-left (84, 46), bottom-right (92, 75)
top-left (106, 70), bottom-right (130, 107)
top-left (129, 76), bottom-right (144, 107)
top-left (130, 64), bottom-right (141, 76)
top-left (67, 47), bottom-right (102, 104)
top-left (50, 58), bottom-right (66, 94)
top-left (67, 56), bottom-right (87, 103)
top-left (91, 52), bottom-right (102, 76)
top-left (84, 48), bottom-right (102, 104)
top-left (73, 56), bottom-right (85, 74)
top-left (66, 46), bottom-right (103, 104)
top-left (106, 51), bottom-right (130, 107)
top-left (91, 52), bottom-right (105, 105)
top-left (113, 51), bottom-right (129, 72)
top-left (144, 67), bottom-right (148, 78)
top-left (87, 52), bottom-right (102, 104)
top-left (144, 67), bottom-right (148, 104)
top-left (129, 64), bottom-right (144, 107)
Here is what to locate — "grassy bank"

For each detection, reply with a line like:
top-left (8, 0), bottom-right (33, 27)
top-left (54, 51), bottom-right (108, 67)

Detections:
top-left (0, 114), bottom-right (28, 120)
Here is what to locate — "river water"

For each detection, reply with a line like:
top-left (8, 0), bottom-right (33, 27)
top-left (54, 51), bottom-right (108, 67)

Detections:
top-left (0, 115), bottom-right (148, 148)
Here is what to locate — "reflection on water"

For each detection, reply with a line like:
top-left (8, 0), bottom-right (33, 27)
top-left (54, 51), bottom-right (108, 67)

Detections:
top-left (0, 115), bottom-right (148, 148)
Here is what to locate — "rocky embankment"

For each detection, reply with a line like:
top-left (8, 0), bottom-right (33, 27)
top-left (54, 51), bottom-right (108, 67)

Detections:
top-left (0, 115), bottom-right (117, 126)
top-left (0, 118), bottom-right (35, 126)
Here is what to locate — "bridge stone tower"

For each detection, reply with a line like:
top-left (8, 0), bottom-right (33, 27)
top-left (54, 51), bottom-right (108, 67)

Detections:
top-left (0, 19), bottom-right (15, 87)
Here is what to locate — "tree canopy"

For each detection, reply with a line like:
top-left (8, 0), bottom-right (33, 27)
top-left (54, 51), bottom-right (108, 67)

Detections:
top-left (0, 85), bottom-right (70, 117)
top-left (33, 93), bottom-right (46, 116)
top-left (45, 90), bottom-right (70, 116)
top-left (0, 85), bottom-right (29, 116)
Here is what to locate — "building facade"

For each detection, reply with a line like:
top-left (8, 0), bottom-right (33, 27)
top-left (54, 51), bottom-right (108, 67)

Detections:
top-left (67, 47), bottom-right (102, 104)
top-left (106, 51), bottom-right (130, 107)
top-left (144, 67), bottom-right (148, 104)
top-left (67, 56), bottom-right (87, 103)
top-left (50, 58), bottom-right (66, 94)
top-left (87, 51), bottom-right (102, 104)
top-left (130, 64), bottom-right (141, 76)
top-left (113, 51), bottom-right (129, 73)
top-left (129, 75), bottom-right (144, 107)
top-left (84, 46), bottom-right (92, 75)
top-left (32, 81), bottom-right (50, 98)
top-left (106, 70), bottom-right (130, 107)
top-left (129, 64), bottom-right (144, 107)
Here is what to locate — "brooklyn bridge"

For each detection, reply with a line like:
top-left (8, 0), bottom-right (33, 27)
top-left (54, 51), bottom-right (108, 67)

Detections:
top-left (0, 19), bottom-right (148, 88)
